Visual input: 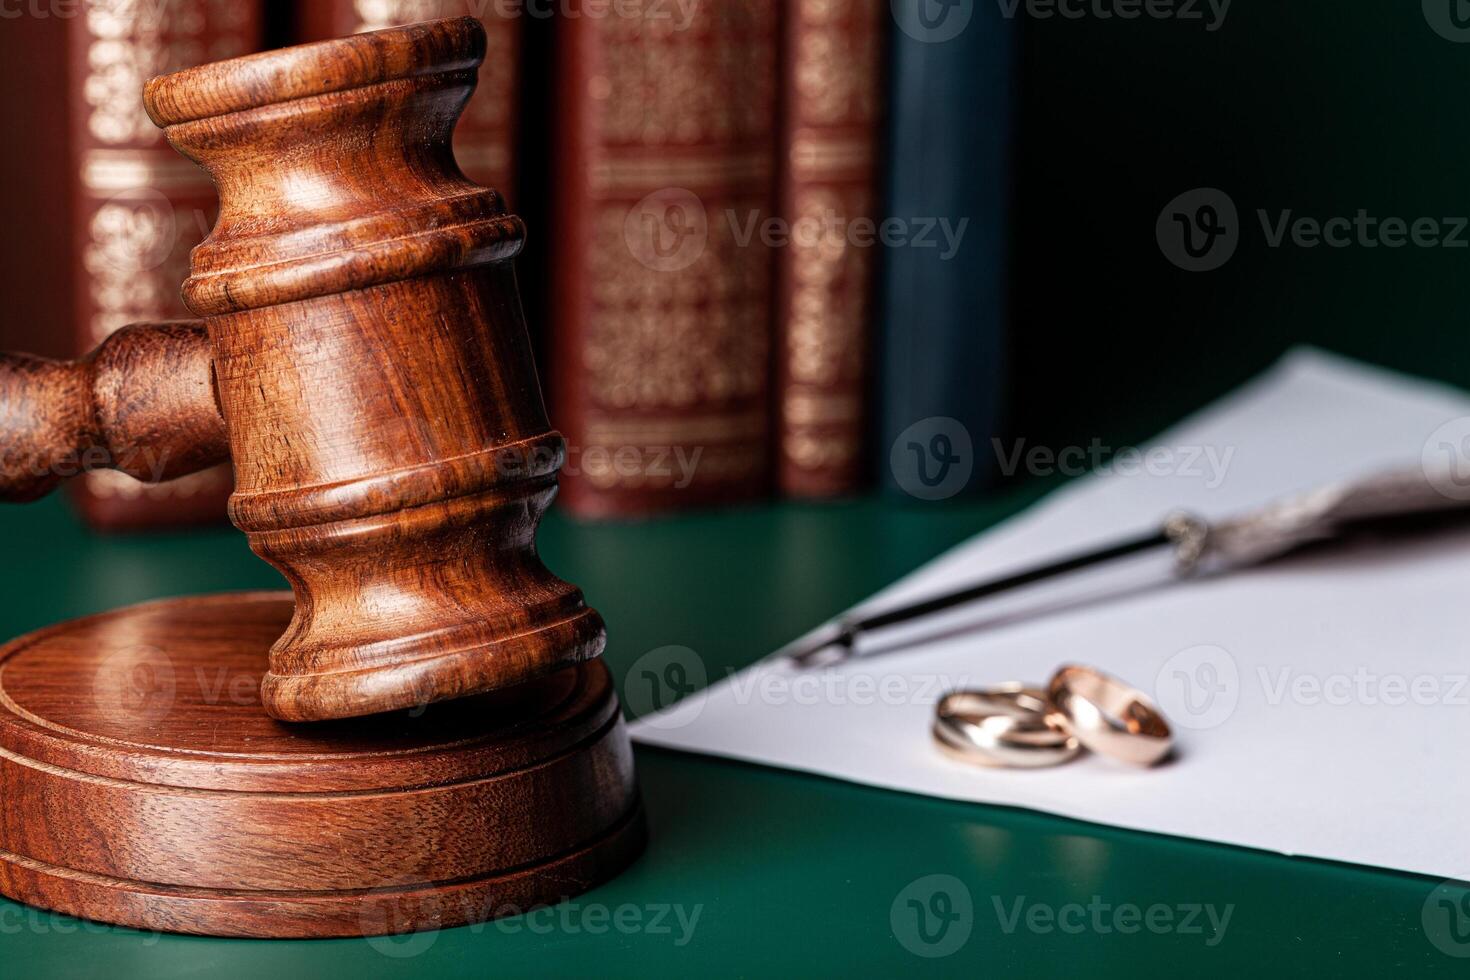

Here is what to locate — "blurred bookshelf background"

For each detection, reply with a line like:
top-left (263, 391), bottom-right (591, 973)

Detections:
top-left (1, 0), bottom-right (1467, 531)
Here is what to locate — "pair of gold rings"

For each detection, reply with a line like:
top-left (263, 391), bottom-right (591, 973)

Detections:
top-left (933, 665), bottom-right (1173, 769)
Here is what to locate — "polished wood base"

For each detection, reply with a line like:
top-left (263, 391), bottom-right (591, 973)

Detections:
top-left (0, 592), bottom-right (644, 938)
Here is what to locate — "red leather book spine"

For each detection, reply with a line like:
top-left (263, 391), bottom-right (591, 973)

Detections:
top-left (0, 14), bottom-right (70, 361)
top-left (65, 0), bottom-right (261, 530)
top-left (549, 1), bottom-right (780, 518)
top-left (774, 0), bottom-right (884, 498)
top-left (297, 1), bottom-right (522, 202)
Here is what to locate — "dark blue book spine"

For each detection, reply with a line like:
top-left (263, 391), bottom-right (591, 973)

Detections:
top-left (879, 3), bottom-right (1018, 500)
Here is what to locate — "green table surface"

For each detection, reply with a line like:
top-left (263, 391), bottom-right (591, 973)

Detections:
top-left (0, 491), bottom-right (1454, 978)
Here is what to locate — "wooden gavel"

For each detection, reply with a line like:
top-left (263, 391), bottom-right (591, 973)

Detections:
top-left (0, 17), bottom-right (606, 722)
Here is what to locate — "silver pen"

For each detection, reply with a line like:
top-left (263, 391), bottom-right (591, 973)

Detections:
top-left (779, 465), bottom-right (1470, 667)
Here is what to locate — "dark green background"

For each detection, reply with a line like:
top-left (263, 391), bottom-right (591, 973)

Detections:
top-left (0, 491), bottom-right (1462, 978)
top-left (1007, 0), bottom-right (1470, 452)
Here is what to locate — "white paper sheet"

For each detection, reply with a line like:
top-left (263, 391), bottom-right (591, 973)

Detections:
top-left (631, 348), bottom-right (1470, 878)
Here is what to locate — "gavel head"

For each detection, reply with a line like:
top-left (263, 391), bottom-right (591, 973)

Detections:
top-left (143, 17), bottom-right (605, 722)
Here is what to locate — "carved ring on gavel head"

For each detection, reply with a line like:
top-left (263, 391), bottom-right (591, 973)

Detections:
top-left (0, 17), bottom-right (607, 722)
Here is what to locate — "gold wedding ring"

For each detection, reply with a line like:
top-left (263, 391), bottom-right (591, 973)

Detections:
top-left (933, 684), bottom-right (1082, 768)
top-left (932, 667), bottom-right (1174, 769)
top-left (1046, 665), bottom-right (1173, 766)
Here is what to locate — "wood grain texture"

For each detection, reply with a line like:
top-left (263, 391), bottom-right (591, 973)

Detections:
top-left (0, 321), bottom-right (226, 502)
top-left (0, 592), bottom-right (645, 938)
top-left (0, 19), bottom-right (603, 718)
top-left (139, 17), bottom-right (605, 721)
top-left (295, 0), bottom-right (523, 204)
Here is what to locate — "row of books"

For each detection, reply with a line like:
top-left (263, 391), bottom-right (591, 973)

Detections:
top-left (0, 0), bottom-right (1014, 526)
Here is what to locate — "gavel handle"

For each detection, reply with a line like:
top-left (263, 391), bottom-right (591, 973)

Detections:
top-left (0, 321), bottom-right (229, 503)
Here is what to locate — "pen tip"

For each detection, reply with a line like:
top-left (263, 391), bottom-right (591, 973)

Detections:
top-left (783, 622), bottom-right (855, 668)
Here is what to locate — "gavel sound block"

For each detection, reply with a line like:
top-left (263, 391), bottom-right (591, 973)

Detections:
top-left (0, 19), bottom-right (643, 938)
